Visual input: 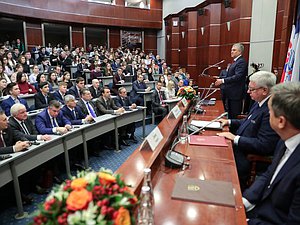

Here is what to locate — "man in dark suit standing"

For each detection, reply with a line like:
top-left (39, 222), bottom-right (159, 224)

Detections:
top-left (1, 82), bottom-right (30, 116)
top-left (130, 74), bottom-right (151, 106)
top-left (9, 103), bottom-right (51, 142)
top-left (115, 87), bottom-right (137, 143)
top-left (151, 81), bottom-right (167, 120)
top-left (35, 100), bottom-right (72, 135)
top-left (217, 71), bottom-right (280, 188)
top-left (61, 95), bottom-right (93, 125)
top-left (89, 79), bottom-right (102, 99)
top-left (0, 110), bottom-right (30, 155)
top-left (214, 43), bottom-right (248, 119)
top-left (242, 82), bottom-right (300, 225)
top-left (34, 82), bottom-right (54, 109)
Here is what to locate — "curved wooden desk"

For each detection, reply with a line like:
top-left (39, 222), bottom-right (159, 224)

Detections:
top-left (116, 100), bottom-right (247, 225)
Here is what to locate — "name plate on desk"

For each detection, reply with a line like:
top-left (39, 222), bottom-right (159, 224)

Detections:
top-left (181, 97), bottom-right (188, 107)
top-left (146, 127), bottom-right (163, 151)
top-left (171, 105), bottom-right (182, 119)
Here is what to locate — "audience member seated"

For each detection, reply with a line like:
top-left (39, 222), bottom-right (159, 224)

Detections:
top-left (243, 82), bottom-right (300, 225)
top-left (34, 82), bottom-right (54, 109)
top-left (9, 103), bottom-right (51, 142)
top-left (68, 77), bottom-right (85, 99)
top-left (0, 64), bottom-right (11, 84)
top-left (17, 72), bottom-right (37, 94)
top-left (103, 63), bottom-right (113, 77)
top-left (38, 57), bottom-right (51, 74)
top-left (158, 75), bottom-right (166, 87)
top-left (61, 71), bottom-right (73, 89)
top-left (217, 71), bottom-right (280, 189)
top-left (52, 82), bottom-right (68, 104)
top-left (91, 64), bottom-right (103, 79)
top-left (130, 74), bottom-right (151, 106)
top-left (10, 63), bottom-right (24, 83)
top-left (115, 87), bottom-right (138, 143)
top-left (0, 77), bottom-right (7, 97)
top-left (47, 71), bottom-right (59, 91)
top-left (77, 88), bottom-right (99, 118)
top-left (1, 82), bottom-right (30, 116)
top-left (35, 73), bottom-right (53, 92)
top-left (61, 94), bottom-right (93, 125)
top-left (0, 109), bottom-right (30, 155)
top-left (112, 68), bottom-right (125, 95)
top-left (89, 79), bottom-right (102, 99)
top-left (151, 81), bottom-right (167, 120)
top-left (29, 65), bottom-right (40, 84)
top-left (165, 80), bottom-right (176, 99)
top-left (75, 57), bottom-right (90, 78)
top-left (35, 100), bottom-right (72, 135)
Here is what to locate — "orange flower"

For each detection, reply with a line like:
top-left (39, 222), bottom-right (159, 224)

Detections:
top-left (114, 207), bottom-right (131, 225)
top-left (66, 189), bottom-right (92, 211)
top-left (98, 172), bottom-right (116, 185)
top-left (124, 187), bottom-right (138, 204)
top-left (71, 178), bottom-right (88, 190)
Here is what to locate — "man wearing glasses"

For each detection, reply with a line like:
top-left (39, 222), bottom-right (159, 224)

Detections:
top-left (217, 71), bottom-right (280, 189)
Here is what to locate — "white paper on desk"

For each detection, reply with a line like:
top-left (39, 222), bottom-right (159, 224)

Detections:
top-left (181, 97), bottom-right (188, 107)
top-left (171, 105), bottom-right (182, 119)
top-left (190, 120), bottom-right (222, 129)
top-left (146, 127), bottom-right (163, 151)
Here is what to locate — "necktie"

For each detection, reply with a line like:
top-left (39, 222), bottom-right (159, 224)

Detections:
top-left (105, 100), bottom-right (109, 110)
top-left (44, 95), bottom-right (48, 104)
top-left (86, 102), bottom-right (96, 118)
top-left (0, 132), bottom-right (4, 147)
top-left (72, 110), bottom-right (77, 119)
top-left (52, 117), bottom-right (58, 128)
top-left (122, 98), bottom-right (126, 106)
top-left (269, 143), bottom-right (287, 184)
top-left (159, 91), bottom-right (163, 104)
top-left (21, 121), bottom-right (30, 135)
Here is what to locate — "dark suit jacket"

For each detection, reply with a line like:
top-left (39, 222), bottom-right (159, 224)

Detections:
top-left (129, 80), bottom-right (147, 99)
top-left (61, 105), bottom-right (86, 125)
top-left (89, 86), bottom-right (101, 99)
top-left (9, 116), bottom-right (39, 141)
top-left (1, 96), bottom-right (30, 116)
top-left (114, 95), bottom-right (133, 110)
top-left (96, 96), bottom-right (119, 115)
top-left (231, 100), bottom-right (279, 155)
top-left (35, 109), bottom-right (71, 134)
top-left (223, 56), bottom-right (247, 100)
top-left (68, 86), bottom-right (81, 99)
top-left (52, 90), bottom-right (65, 104)
top-left (151, 89), bottom-right (166, 108)
top-left (243, 140), bottom-right (300, 225)
top-left (0, 126), bottom-right (16, 154)
top-left (77, 99), bottom-right (98, 117)
top-left (34, 92), bottom-right (54, 109)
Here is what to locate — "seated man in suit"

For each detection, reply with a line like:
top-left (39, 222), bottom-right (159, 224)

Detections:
top-left (35, 100), bottom-right (72, 135)
top-left (61, 94), bottom-right (94, 125)
top-left (52, 82), bottom-right (68, 104)
top-left (130, 74), bottom-right (151, 106)
top-left (217, 71), bottom-right (280, 189)
top-left (1, 82), bottom-right (30, 116)
top-left (34, 82), bottom-right (54, 109)
top-left (151, 81), bottom-right (168, 121)
top-left (89, 79), bottom-right (102, 99)
top-left (77, 88), bottom-right (99, 118)
top-left (115, 87), bottom-right (138, 143)
top-left (112, 68), bottom-right (125, 95)
top-left (9, 103), bottom-right (51, 142)
top-left (0, 110), bottom-right (30, 155)
top-left (68, 77), bottom-right (85, 100)
top-left (243, 82), bottom-right (300, 225)
top-left (96, 87), bottom-right (129, 147)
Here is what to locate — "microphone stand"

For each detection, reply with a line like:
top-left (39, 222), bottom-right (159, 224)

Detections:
top-left (200, 60), bottom-right (225, 77)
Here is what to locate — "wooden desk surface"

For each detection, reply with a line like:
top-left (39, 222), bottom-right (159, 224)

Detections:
top-left (116, 101), bottom-right (247, 225)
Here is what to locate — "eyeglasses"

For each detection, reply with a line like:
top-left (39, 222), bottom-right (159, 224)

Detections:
top-left (248, 86), bottom-right (263, 92)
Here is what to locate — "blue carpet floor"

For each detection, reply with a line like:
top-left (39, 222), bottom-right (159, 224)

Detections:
top-left (0, 124), bottom-right (156, 225)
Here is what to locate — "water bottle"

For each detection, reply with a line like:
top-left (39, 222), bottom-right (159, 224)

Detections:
top-left (143, 168), bottom-right (154, 205)
top-left (179, 115), bottom-right (188, 144)
top-left (137, 186), bottom-right (154, 225)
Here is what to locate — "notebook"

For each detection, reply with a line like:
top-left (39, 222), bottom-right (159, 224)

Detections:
top-left (189, 135), bottom-right (228, 147)
top-left (190, 120), bottom-right (222, 130)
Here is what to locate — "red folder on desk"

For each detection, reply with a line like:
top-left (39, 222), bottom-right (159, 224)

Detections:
top-left (189, 135), bottom-right (228, 147)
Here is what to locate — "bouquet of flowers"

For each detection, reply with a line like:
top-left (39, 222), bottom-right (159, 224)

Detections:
top-left (31, 169), bottom-right (137, 225)
top-left (177, 86), bottom-right (196, 100)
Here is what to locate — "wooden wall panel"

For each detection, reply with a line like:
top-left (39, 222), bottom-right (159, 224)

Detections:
top-left (0, 0), bottom-right (162, 29)
top-left (72, 27), bottom-right (84, 48)
top-left (144, 30), bottom-right (157, 54)
top-left (109, 28), bottom-right (120, 49)
top-left (26, 22), bottom-right (42, 50)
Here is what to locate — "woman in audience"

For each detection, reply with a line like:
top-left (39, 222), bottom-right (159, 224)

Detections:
top-left (72, 55), bottom-right (80, 66)
top-left (0, 64), bottom-right (11, 84)
top-left (158, 75), bottom-right (166, 87)
top-left (0, 77), bottom-right (8, 97)
top-left (29, 65), bottom-right (39, 84)
top-left (147, 67), bottom-right (154, 81)
top-left (5, 51), bottom-right (16, 70)
top-left (2, 56), bottom-right (14, 78)
top-left (165, 80), bottom-right (176, 99)
top-left (10, 64), bottom-right (24, 83)
top-left (18, 55), bottom-right (30, 74)
top-left (61, 71), bottom-right (73, 89)
top-left (35, 73), bottom-right (53, 92)
top-left (104, 63), bottom-right (113, 76)
top-left (16, 72), bottom-right (37, 94)
top-left (47, 71), bottom-right (59, 91)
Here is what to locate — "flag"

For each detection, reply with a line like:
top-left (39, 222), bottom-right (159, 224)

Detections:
top-left (281, 0), bottom-right (300, 82)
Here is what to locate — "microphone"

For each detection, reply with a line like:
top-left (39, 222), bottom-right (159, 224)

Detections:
top-left (200, 60), bottom-right (225, 77)
top-left (165, 112), bottom-right (228, 168)
top-left (194, 87), bottom-right (218, 114)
